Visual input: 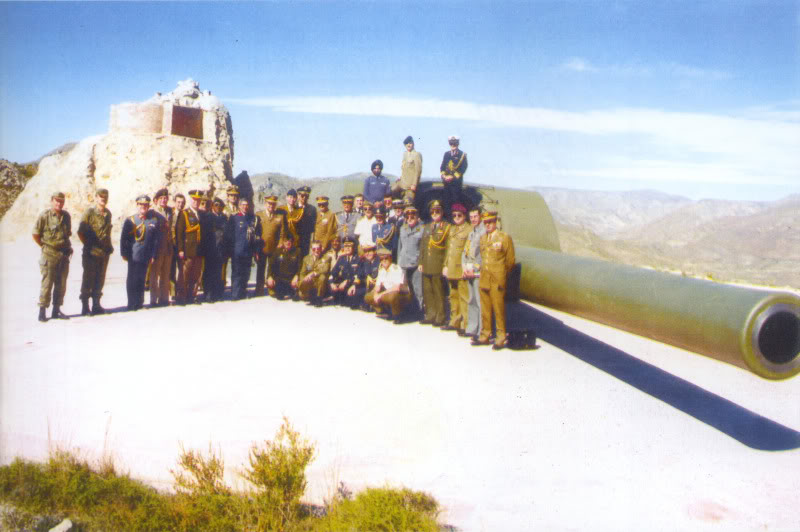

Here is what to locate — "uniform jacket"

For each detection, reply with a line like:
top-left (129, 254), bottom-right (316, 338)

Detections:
top-left (34, 209), bottom-right (72, 257)
top-left (225, 212), bottom-right (262, 259)
top-left (298, 203), bottom-right (317, 247)
top-left (397, 222), bottom-right (424, 269)
top-left (277, 204), bottom-right (303, 244)
top-left (444, 222), bottom-right (471, 279)
top-left (205, 212), bottom-right (228, 260)
top-left (440, 149), bottom-right (468, 179)
top-left (372, 221), bottom-right (397, 252)
top-left (175, 207), bottom-right (203, 257)
top-left (298, 252), bottom-right (331, 280)
top-left (419, 220), bottom-right (450, 274)
top-left (313, 209), bottom-right (338, 250)
top-left (354, 255), bottom-right (380, 288)
top-left (363, 174), bottom-right (391, 204)
top-left (462, 223), bottom-right (486, 273)
top-left (223, 203), bottom-right (239, 217)
top-left (479, 229), bottom-right (515, 290)
top-left (399, 150), bottom-right (423, 190)
top-left (268, 246), bottom-right (301, 282)
top-left (121, 212), bottom-right (163, 264)
top-left (78, 207), bottom-right (113, 258)
top-left (152, 205), bottom-right (173, 254)
top-left (257, 210), bottom-right (285, 255)
top-left (330, 254), bottom-right (359, 284)
top-left (335, 210), bottom-right (359, 240)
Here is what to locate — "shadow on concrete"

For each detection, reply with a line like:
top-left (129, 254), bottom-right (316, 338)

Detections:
top-left (510, 302), bottom-right (800, 451)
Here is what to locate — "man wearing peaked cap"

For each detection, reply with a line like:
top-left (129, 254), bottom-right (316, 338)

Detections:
top-left (328, 236), bottom-right (359, 305)
top-left (202, 196), bottom-right (227, 302)
top-left (440, 135), bottom-right (468, 214)
top-left (255, 194), bottom-right (286, 297)
top-left (78, 188), bottom-right (113, 316)
top-left (397, 203), bottom-right (424, 319)
top-left (372, 205), bottom-right (397, 260)
top-left (419, 199), bottom-right (450, 326)
top-left (346, 241), bottom-right (379, 309)
top-left (363, 159), bottom-right (391, 205)
top-left (473, 211), bottom-right (516, 350)
top-left (313, 195), bottom-right (338, 252)
top-left (224, 196), bottom-right (261, 300)
top-left (150, 187), bottom-right (173, 307)
top-left (174, 189), bottom-right (205, 304)
top-left (267, 236), bottom-right (302, 300)
top-left (33, 191), bottom-right (73, 321)
top-left (442, 203), bottom-right (471, 333)
top-left (295, 185), bottom-right (316, 257)
top-left (224, 185), bottom-right (240, 216)
top-left (120, 194), bottom-right (163, 311)
top-left (336, 194), bottom-right (358, 241)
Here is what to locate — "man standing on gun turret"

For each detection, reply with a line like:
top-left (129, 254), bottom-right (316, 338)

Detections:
top-left (440, 135), bottom-right (468, 214)
top-left (77, 188), bottom-right (113, 316)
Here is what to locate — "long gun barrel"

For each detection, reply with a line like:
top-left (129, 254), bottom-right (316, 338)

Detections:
top-left (517, 246), bottom-right (800, 380)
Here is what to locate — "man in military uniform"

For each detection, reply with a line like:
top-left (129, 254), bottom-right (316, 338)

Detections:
top-left (440, 135), bottom-right (468, 213)
top-left (294, 240), bottom-right (330, 306)
top-left (267, 236), bottom-right (302, 300)
top-left (255, 194), bottom-right (286, 297)
top-left (354, 202), bottom-right (377, 254)
top-left (296, 185), bottom-right (316, 257)
top-left (312, 196), bottom-right (338, 252)
top-left (371, 206), bottom-right (398, 260)
top-left (419, 199), bottom-right (450, 326)
top-left (442, 203), bottom-right (471, 333)
top-left (170, 193), bottom-right (186, 301)
top-left (353, 193), bottom-right (365, 216)
top-left (328, 236), bottom-right (359, 305)
top-left (335, 195), bottom-right (359, 241)
top-left (346, 242), bottom-right (379, 309)
top-left (120, 195), bottom-right (163, 311)
top-left (77, 188), bottom-right (113, 316)
top-left (277, 189), bottom-right (303, 250)
top-left (323, 235), bottom-right (342, 268)
top-left (225, 197), bottom-right (261, 300)
top-left (174, 190), bottom-right (205, 304)
top-left (202, 198), bottom-right (227, 302)
top-left (365, 247), bottom-right (412, 321)
top-left (363, 160), bottom-right (391, 205)
top-left (148, 188), bottom-right (173, 307)
top-left (221, 185), bottom-right (240, 290)
top-left (397, 204), bottom-right (424, 318)
top-left (393, 135), bottom-right (422, 202)
top-left (462, 206), bottom-right (486, 339)
top-left (33, 191), bottom-right (73, 322)
top-left (473, 211), bottom-right (516, 350)
top-left (387, 199), bottom-right (406, 229)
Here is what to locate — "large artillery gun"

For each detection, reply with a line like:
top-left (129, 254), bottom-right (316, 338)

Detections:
top-left (308, 177), bottom-right (800, 380)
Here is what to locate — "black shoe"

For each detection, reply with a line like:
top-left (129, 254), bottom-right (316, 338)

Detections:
top-left (38, 307), bottom-right (47, 322)
top-left (457, 329), bottom-right (470, 337)
top-left (91, 298), bottom-right (105, 315)
top-left (441, 325), bottom-right (457, 331)
top-left (471, 338), bottom-right (491, 346)
top-left (376, 313), bottom-right (391, 319)
top-left (51, 306), bottom-right (69, 320)
top-left (81, 299), bottom-right (90, 316)
top-left (492, 341), bottom-right (508, 351)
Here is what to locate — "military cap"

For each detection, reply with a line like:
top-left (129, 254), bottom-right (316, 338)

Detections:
top-left (136, 194), bottom-right (151, 204)
top-left (377, 247), bottom-right (392, 257)
top-left (297, 185), bottom-right (311, 195)
top-left (404, 205), bottom-right (418, 215)
top-left (374, 206), bottom-right (387, 217)
top-left (316, 195), bottom-right (329, 204)
top-left (189, 189), bottom-right (205, 199)
top-left (391, 199), bottom-right (404, 208)
top-left (448, 135), bottom-right (460, 144)
top-left (51, 191), bottom-right (66, 200)
top-left (403, 135), bottom-right (414, 145)
top-left (371, 159), bottom-right (384, 170)
top-left (362, 242), bottom-right (376, 251)
top-left (286, 188), bottom-right (297, 197)
top-left (363, 202), bottom-right (374, 210)
top-left (451, 203), bottom-right (467, 214)
top-left (428, 199), bottom-right (443, 212)
top-left (482, 211), bottom-right (498, 222)
top-left (342, 236), bottom-right (356, 247)
top-left (153, 187), bottom-right (168, 200)
top-left (96, 188), bottom-right (109, 199)
top-left (383, 192), bottom-right (393, 199)
top-left (213, 197), bottom-right (224, 206)
top-left (227, 185), bottom-right (240, 196)
top-left (264, 195), bottom-right (278, 203)
top-left (354, 193), bottom-right (364, 199)
top-left (341, 194), bottom-right (354, 203)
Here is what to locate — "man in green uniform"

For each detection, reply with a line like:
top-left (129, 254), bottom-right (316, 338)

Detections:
top-left (150, 188), bottom-right (173, 307)
top-left (442, 203), bottom-right (471, 332)
top-left (255, 194), bottom-right (286, 297)
top-left (393, 135), bottom-right (422, 202)
top-left (267, 236), bottom-right (302, 300)
top-left (294, 240), bottom-right (331, 306)
top-left (33, 191), bottom-right (73, 321)
top-left (473, 211), bottom-right (516, 350)
top-left (221, 185), bottom-right (240, 290)
top-left (313, 196), bottom-right (338, 252)
top-left (174, 189), bottom-right (205, 304)
top-left (77, 188), bottom-right (113, 316)
top-left (418, 199), bottom-right (450, 326)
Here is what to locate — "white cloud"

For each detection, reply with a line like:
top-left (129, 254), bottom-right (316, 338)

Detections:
top-left (562, 57), bottom-right (598, 72)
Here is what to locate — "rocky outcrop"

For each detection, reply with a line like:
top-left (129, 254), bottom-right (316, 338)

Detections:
top-left (0, 79), bottom-right (234, 241)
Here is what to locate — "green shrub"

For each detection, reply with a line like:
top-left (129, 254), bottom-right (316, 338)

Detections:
top-left (316, 486), bottom-right (440, 532)
top-left (171, 443), bottom-right (231, 497)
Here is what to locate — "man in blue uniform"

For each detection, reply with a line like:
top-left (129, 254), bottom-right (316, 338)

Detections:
top-left (225, 197), bottom-right (261, 300)
top-left (346, 242), bottom-right (380, 309)
top-left (440, 135), bottom-right (468, 213)
top-left (363, 160), bottom-right (391, 205)
top-left (121, 195), bottom-right (163, 311)
top-left (202, 198), bottom-right (227, 302)
top-left (371, 206), bottom-right (398, 258)
top-left (296, 185), bottom-right (316, 257)
top-left (328, 237), bottom-right (360, 305)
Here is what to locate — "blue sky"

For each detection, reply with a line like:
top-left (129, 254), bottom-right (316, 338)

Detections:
top-left (1, 1), bottom-right (798, 200)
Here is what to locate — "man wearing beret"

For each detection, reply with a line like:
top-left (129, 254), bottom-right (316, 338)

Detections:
top-left (267, 236), bottom-right (302, 300)
top-left (296, 185), bottom-right (316, 257)
top-left (33, 191), bottom-right (73, 322)
top-left (312, 196), bottom-right (338, 252)
top-left (473, 211), bottom-right (516, 350)
top-left (121, 195), bottom-right (163, 311)
top-left (294, 239), bottom-right (330, 306)
top-left (363, 160), bottom-right (391, 205)
top-left (77, 188), bottom-right (113, 316)
top-left (393, 135), bottom-right (422, 202)
top-left (255, 194), bottom-right (286, 297)
top-left (442, 203), bottom-right (472, 333)
top-left (225, 197), bottom-right (261, 300)
top-left (419, 199), bottom-right (450, 326)
top-left (149, 188), bottom-right (173, 307)
top-left (365, 247), bottom-right (412, 321)
top-left (440, 136), bottom-right (468, 213)
top-left (174, 189), bottom-right (205, 304)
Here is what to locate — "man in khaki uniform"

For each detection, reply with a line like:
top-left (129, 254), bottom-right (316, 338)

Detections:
top-left (174, 189), bottom-right (205, 304)
top-left (170, 193), bottom-right (186, 300)
top-left (221, 185), bottom-right (240, 289)
top-left (267, 236), bottom-right (302, 300)
top-left (393, 135), bottom-right (422, 201)
top-left (442, 203), bottom-right (471, 332)
top-left (418, 199), bottom-right (450, 326)
top-left (312, 196), bottom-right (338, 252)
top-left (33, 191), bottom-right (73, 322)
top-left (473, 211), bottom-right (516, 350)
top-left (150, 187), bottom-right (173, 307)
top-left (254, 195), bottom-right (286, 297)
top-left (294, 240), bottom-right (330, 305)
top-left (77, 188), bottom-right (113, 316)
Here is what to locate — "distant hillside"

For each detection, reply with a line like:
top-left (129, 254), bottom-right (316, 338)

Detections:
top-left (0, 159), bottom-right (38, 219)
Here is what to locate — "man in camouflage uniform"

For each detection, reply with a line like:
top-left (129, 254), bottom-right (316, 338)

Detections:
top-left (77, 188), bottom-right (113, 316)
top-left (442, 203), bottom-right (471, 333)
top-left (419, 199), bottom-right (450, 326)
top-left (150, 188), bottom-right (173, 307)
top-left (33, 191), bottom-right (73, 321)
top-left (294, 240), bottom-right (331, 306)
top-left (255, 194), bottom-right (286, 297)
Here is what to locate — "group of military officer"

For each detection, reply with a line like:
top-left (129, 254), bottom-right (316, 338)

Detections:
top-left (32, 135), bottom-right (515, 349)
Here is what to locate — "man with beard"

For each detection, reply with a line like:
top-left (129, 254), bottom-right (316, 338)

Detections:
top-left (363, 160), bottom-right (391, 205)
top-left (77, 188), bottom-right (113, 316)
